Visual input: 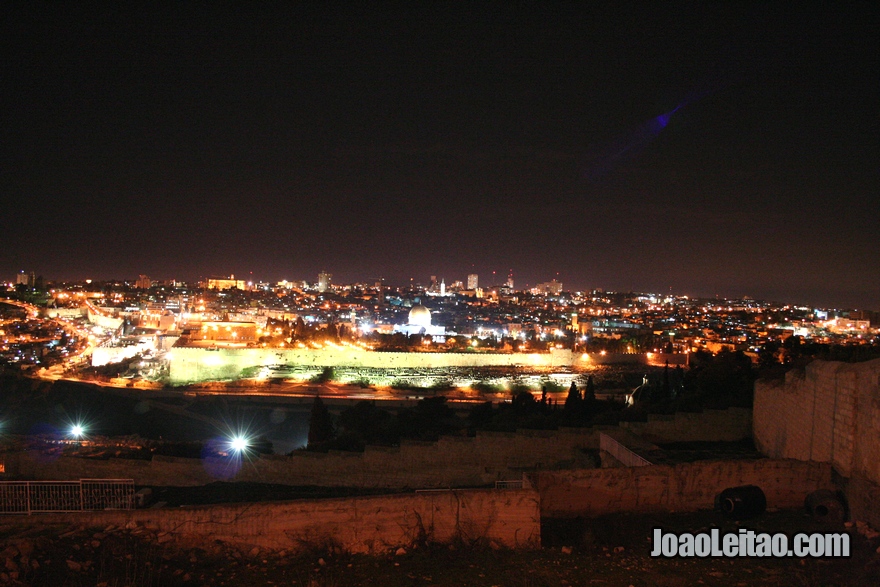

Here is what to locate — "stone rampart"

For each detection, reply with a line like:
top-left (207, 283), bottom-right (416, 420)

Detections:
top-left (41, 307), bottom-right (87, 318)
top-left (167, 347), bottom-right (689, 384)
top-left (169, 347), bottom-right (577, 383)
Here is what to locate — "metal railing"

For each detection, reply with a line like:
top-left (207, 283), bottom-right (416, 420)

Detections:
top-left (599, 432), bottom-right (653, 467)
top-left (494, 480), bottom-right (524, 490)
top-left (0, 479), bottom-right (135, 515)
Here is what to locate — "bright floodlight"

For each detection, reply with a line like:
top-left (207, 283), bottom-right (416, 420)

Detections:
top-left (229, 435), bottom-right (249, 453)
top-left (71, 424), bottom-right (84, 438)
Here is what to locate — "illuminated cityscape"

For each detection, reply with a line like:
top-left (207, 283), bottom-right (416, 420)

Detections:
top-left (1, 1), bottom-right (877, 585)
top-left (2, 272), bottom-right (877, 388)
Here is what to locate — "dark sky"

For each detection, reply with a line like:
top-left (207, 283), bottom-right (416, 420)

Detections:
top-left (2, 2), bottom-right (877, 309)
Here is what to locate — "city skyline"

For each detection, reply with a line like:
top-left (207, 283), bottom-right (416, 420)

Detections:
top-left (6, 264), bottom-right (878, 313)
top-left (2, 3), bottom-right (877, 310)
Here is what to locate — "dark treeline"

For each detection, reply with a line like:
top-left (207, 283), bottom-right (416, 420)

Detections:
top-left (305, 342), bottom-right (880, 452)
top-left (304, 376), bottom-right (624, 453)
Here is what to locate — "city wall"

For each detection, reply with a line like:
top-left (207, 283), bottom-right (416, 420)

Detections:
top-left (168, 346), bottom-right (686, 384)
top-left (534, 459), bottom-right (832, 518)
top-left (11, 489), bottom-right (541, 554)
top-left (87, 307), bottom-right (124, 330)
top-left (753, 358), bottom-right (880, 527)
top-left (41, 307), bottom-right (87, 319)
top-left (169, 347), bottom-right (575, 383)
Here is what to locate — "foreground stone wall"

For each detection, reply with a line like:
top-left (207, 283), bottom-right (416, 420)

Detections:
top-left (753, 359), bottom-right (880, 526)
top-left (534, 459), bottom-right (832, 518)
top-left (15, 489), bottom-right (541, 554)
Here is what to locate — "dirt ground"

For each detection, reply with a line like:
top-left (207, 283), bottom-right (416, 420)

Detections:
top-left (0, 508), bottom-right (877, 586)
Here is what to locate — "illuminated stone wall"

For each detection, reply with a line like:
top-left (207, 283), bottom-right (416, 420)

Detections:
top-left (86, 307), bottom-right (124, 330)
top-left (168, 346), bottom-right (576, 384)
top-left (753, 359), bottom-right (880, 526)
top-left (41, 307), bottom-right (87, 318)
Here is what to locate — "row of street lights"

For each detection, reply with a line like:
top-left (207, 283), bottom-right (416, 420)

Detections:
top-left (65, 423), bottom-right (251, 456)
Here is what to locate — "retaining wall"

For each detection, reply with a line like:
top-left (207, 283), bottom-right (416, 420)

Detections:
top-left (533, 459), bottom-right (832, 518)
top-left (10, 489), bottom-right (541, 554)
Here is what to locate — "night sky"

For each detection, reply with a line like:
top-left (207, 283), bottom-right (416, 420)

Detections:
top-left (2, 2), bottom-right (877, 309)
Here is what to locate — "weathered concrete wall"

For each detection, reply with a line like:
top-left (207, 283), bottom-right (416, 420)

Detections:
top-left (15, 489), bottom-right (541, 553)
top-left (619, 407), bottom-right (752, 444)
top-left (534, 459), bottom-right (832, 518)
top-left (753, 359), bottom-right (880, 526)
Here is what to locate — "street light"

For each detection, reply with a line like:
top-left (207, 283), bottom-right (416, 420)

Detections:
top-left (228, 435), bottom-right (250, 454)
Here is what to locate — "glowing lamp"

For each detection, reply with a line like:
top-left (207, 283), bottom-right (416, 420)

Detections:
top-left (228, 435), bottom-right (250, 453)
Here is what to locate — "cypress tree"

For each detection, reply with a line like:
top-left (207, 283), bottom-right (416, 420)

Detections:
top-left (564, 381), bottom-right (581, 413)
top-left (308, 395), bottom-right (333, 446)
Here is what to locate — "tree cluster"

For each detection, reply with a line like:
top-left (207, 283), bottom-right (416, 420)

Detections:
top-left (305, 395), bottom-right (458, 453)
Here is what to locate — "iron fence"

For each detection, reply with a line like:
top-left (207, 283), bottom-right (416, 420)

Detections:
top-left (0, 479), bottom-right (135, 514)
top-left (494, 480), bottom-right (524, 489)
top-left (598, 432), bottom-right (653, 467)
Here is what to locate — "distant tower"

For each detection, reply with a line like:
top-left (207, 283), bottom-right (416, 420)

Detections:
top-left (136, 275), bottom-right (152, 289)
top-left (318, 271), bottom-right (332, 292)
top-left (440, 279), bottom-right (446, 296)
top-left (506, 270), bottom-right (514, 290)
top-left (467, 273), bottom-right (479, 290)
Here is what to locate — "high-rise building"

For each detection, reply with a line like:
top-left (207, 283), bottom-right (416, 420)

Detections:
top-left (15, 271), bottom-right (33, 286)
top-left (534, 279), bottom-right (563, 295)
top-left (506, 270), bottom-right (514, 290)
top-left (135, 275), bottom-right (152, 289)
top-left (318, 271), bottom-right (332, 292)
top-left (467, 273), bottom-right (479, 289)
